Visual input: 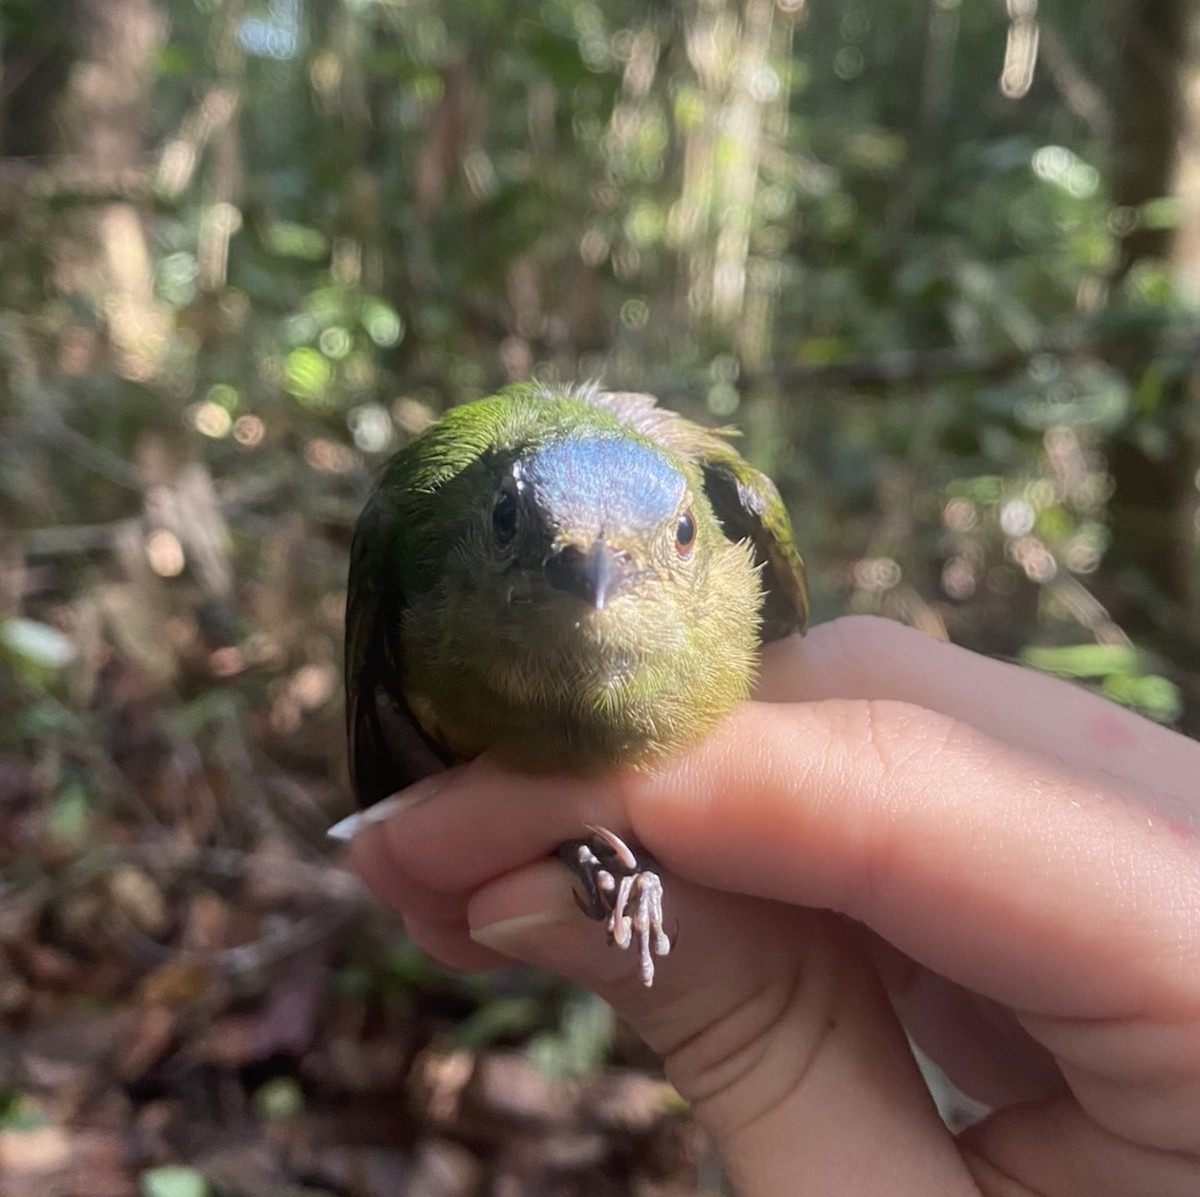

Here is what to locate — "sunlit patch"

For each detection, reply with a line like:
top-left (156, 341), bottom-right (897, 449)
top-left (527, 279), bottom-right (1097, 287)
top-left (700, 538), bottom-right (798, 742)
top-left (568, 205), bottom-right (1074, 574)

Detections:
top-left (288, 662), bottom-right (337, 710)
top-left (233, 415), bottom-right (265, 446)
top-left (853, 557), bottom-right (901, 592)
top-left (187, 401), bottom-right (232, 438)
top-left (1031, 145), bottom-right (1099, 198)
top-left (999, 498), bottom-right (1035, 537)
top-left (1008, 536), bottom-right (1057, 583)
top-left (209, 646), bottom-right (245, 677)
top-left (145, 529), bottom-right (185, 577)
top-left (943, 497), bottom-right (977, 532)
top-left (348, 403), bottom-right (394, 453)
top-left (393, 397), bottom-right (435, 435)
top-left (941, 556), bottom-right (976, 600)
top-left (304, 438), bottom-right (358, 473)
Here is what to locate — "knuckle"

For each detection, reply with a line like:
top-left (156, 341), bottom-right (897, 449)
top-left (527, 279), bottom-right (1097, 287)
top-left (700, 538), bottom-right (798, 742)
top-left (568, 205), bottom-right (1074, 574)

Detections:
top-left (819, 697), bottom-right (966, 791)
top-left (660, 961), bottom-right (817, 1132)
top-left (818, 699), bottom-right (974, 919)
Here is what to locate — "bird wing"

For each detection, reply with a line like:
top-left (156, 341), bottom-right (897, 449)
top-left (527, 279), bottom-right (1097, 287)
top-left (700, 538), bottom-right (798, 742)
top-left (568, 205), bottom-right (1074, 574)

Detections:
top-left (345, 392), bottom-right (558, 807)
top-left (590, 390), bottom-right (809, 641)
top-left (344, 483), bottom-right (451, 808)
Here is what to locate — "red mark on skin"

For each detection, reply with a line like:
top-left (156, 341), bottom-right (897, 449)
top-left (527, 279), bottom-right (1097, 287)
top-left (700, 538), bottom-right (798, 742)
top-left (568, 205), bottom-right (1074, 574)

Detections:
top-left (1165, 816), bottom-right (1197, 843)
top-left (1085, 711), bottom-right (1139, 752)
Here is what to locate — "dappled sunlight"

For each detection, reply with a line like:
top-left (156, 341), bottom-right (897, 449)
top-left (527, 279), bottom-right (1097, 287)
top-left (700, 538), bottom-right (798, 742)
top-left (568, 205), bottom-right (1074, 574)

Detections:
top-left (3, 0), bottom-right (1200, 1189)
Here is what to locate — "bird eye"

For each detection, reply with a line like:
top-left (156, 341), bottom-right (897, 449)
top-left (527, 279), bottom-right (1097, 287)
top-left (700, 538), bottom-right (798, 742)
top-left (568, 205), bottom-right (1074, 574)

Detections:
top-left (492, 489), bottom-right (518, 546)
top-left (675, 509), bottom-right (696, 556)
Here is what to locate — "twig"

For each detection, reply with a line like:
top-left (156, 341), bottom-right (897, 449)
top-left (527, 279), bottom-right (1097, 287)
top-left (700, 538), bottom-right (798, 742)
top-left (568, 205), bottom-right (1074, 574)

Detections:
top-left (29, 406), bottom-right (144, 489)
top-left (23, 478), bottom-right (306, 559)
top-left (24, 518), bottom-right (140, 556)
top-left (735, 324), bottom-right (1200, 392)
top-left (1037, 22), bottom-right (1112, 140)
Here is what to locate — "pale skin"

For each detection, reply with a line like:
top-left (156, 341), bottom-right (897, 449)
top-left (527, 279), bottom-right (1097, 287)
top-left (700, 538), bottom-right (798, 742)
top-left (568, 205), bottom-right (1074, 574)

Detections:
top-left (347, 616), bottom-right (1200, 1196)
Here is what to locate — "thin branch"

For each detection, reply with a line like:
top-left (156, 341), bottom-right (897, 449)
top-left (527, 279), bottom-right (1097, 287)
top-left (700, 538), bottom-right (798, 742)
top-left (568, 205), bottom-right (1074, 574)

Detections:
top-left (24, 519), bottom-right (140, 556)
top-left (1037, 22), bottom-right (1112, 141)
top-left (737, 324), bottom-right (1200, 392)
top-left (29, 407), bottom-right (144, 489)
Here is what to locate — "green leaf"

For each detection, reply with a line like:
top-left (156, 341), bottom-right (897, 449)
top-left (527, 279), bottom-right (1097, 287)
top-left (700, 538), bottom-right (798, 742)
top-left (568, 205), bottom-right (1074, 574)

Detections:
top-left (1, 619), bottom-right (76, 671)
top-left (140, 1165), bottom-right (210, 1197)
top-left (254, 1077), bottom-right (304, 1121)
top-left (1020, 643), bottom-right (1139, 679)
top-left (1101, 674), bottom-right (1182, 723)
top-left (524, 32), bottom-right (589, 89)
top-left (382, 938), bottom-right (441, 988)
top-left (527, 990), bottom-right (615, 1081)
top-left (1140, 196), bottom-right (1182, 231)
top-left (284, 347), bottom-right (333, 406)
top-left (452, 997), bottom-right (542, 1050)
top-left (49, 780), bottom-right (90, 846)
top-left (264, 222), bottom-right (329, 262)
top-left (361, 300), bottom-right (404, 348)
top-left (0, 1090), bottom-right (49, 1131)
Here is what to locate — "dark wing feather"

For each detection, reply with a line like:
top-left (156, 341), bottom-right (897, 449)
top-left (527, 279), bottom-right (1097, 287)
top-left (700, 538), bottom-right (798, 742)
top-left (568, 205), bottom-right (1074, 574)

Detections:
top-left (698, 452), bottom-right (809, 640)
top-left (590, 390), bottom-right (808, 642)
top-left (345, 489), bottom-right (450, 808)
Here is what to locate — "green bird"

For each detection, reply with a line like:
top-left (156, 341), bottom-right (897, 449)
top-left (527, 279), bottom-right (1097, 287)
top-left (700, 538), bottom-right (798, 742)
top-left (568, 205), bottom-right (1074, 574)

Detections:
top-left (344, 382), bottom-right (808, 983)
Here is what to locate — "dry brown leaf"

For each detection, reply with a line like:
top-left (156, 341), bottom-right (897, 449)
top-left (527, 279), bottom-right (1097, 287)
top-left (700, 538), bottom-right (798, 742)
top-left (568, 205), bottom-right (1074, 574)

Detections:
top-left (109, 864), bottom-right (169, 936)
top-left (0, 1125), bottom-right (72, 1175)
top-left (136, 958), bottom-right (212, 1008)
top-left (118, 1003), bottom-right (178, 1080)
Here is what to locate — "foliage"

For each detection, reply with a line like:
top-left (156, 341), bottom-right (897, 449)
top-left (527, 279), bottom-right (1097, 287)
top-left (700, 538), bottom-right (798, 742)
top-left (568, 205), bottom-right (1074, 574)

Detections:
top-left (1, 0), bottom-right (1197, 1190)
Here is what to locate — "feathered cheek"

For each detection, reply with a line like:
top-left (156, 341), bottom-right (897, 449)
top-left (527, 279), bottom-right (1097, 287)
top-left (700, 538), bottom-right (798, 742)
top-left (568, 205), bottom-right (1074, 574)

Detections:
top-left (482, 656), bottom-right (547, 706)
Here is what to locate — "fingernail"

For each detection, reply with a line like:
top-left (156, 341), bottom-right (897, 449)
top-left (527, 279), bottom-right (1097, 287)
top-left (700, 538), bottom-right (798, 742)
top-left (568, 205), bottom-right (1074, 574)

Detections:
top-left (469, 907), bottom-right (573, 952)
top-left (326, 777), bottom-right (447, 841)
top-left (468, 860), bottom-right (579, 951)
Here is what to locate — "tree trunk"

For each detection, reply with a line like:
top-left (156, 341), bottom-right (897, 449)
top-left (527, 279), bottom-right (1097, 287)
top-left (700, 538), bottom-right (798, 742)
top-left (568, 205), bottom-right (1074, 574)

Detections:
top-left (1106, 0), bottom-right (1200, 727)
top-left (51, 0), bottom-right (171, 382)
top-left (1106, 0), bottom-right (1186, 608)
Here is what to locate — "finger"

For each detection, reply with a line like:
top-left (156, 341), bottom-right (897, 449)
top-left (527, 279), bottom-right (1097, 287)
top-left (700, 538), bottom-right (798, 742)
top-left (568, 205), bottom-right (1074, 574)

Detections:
top-left (346, 638), bottom-right (1200, 1151)
top-left (468, 861), bottom-right (977, 1195)
top-left (350, 820), bottom-right (469, 928)
top-left (357, 796), bottom-right (1067, 1108)
top-left (374, 699), bottom-right (1200, 1020)
top-left (961, 1095), bottom-right (1200, 1197)
top-left (349, 821), bottom-right (510, 972)
top-left (863, 934), bottom-right (1067, 1107)
top-left (626, 700), bottom-right (1200, 1020)
top-left (621, 701), bottom-right (1200, 1153)
top-left (757, 617), bottom-right (1199, 832)
top-left (354, 795), bottom-right (1064, 1107)
top-left (404, 914), bottom-right (512, 973)
top-left (373, 761), bottom-right (625, 895)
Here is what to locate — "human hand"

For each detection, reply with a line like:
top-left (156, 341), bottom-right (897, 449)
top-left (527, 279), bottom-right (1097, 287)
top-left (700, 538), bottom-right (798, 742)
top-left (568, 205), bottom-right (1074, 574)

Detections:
top-left (347, 616), bottom-right (1200, 1196)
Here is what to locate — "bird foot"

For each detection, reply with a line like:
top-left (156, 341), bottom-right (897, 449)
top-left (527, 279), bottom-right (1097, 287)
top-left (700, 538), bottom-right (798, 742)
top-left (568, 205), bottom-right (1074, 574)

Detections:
top-left (558, 825), bottom-right (672, 987)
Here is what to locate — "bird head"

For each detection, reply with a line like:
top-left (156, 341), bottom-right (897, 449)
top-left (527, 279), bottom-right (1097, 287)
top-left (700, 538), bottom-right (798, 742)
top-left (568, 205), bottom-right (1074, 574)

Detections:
top-left (350, 387), bottom-right (789, 779)
top-left (465, 430), bottom-right (710, 637)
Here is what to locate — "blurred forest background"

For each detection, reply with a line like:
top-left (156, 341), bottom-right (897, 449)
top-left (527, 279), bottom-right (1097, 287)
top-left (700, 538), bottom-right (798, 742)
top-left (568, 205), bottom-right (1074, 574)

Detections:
top-left (2, 0), bottom-right (1200, 1193)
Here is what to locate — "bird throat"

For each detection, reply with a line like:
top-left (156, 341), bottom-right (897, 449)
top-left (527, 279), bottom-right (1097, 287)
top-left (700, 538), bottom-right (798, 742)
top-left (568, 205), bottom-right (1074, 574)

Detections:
top-left (402, 600), bottom-right (683, 772)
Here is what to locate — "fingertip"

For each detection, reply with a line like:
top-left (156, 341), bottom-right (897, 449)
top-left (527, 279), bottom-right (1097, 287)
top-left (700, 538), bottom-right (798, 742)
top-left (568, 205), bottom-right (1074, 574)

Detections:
top-left (467, 858), bottom-right (578, 935)
top-left (466, 860), bottom-right (632, 984)
top-left (347, 821), bottom-right (396, 902)
top-left (404, 914), bottom-right (516, 973)
top-left (377, 768), bottom-right (625, 898)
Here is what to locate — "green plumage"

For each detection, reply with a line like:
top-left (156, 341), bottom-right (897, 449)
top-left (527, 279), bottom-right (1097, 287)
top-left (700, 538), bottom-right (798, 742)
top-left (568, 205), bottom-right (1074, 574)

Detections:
top-left (345, 383), bottom-right (807, 806)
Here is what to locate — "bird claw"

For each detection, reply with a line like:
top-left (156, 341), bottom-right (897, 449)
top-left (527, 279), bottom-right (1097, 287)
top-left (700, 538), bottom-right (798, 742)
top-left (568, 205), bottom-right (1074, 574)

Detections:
top-left (559, 825), bottom-right (672, 988)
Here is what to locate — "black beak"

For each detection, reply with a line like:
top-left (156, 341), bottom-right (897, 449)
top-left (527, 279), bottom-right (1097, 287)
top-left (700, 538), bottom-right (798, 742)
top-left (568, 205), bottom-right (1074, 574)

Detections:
top-left (545, 541), bottom-right (627, 610)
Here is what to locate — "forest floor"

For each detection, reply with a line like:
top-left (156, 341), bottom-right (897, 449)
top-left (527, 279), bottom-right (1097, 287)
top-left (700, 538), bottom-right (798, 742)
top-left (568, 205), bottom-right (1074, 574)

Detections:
top-left (1, 535), bottom-right (715, 1197)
